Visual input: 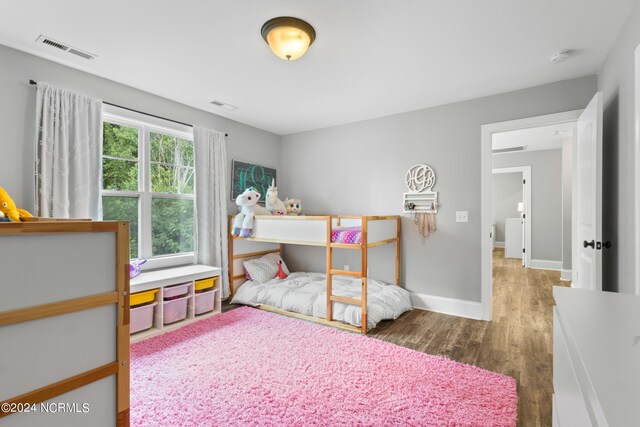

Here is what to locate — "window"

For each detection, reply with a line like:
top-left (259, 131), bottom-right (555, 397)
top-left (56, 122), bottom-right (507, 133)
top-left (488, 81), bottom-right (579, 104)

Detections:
top-left (101, 106), bottom-right (195, 268)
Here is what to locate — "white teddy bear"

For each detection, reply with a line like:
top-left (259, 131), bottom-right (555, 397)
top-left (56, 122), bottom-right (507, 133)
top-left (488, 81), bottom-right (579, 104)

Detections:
top-left (232, 187), bottom-right (272, 238)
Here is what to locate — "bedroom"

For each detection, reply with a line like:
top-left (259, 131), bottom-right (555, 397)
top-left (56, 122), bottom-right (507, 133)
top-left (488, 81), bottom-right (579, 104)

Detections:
top-left (1, 1), bottom-right (639, 426)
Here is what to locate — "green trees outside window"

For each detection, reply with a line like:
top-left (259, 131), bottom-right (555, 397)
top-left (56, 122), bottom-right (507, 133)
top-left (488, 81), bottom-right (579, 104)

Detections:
top-left (101, 121), bottom-right (195, 259)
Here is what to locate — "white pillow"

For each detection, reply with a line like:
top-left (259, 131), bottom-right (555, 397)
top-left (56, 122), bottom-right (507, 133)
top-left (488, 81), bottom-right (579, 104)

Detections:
top-left (243, 252), bottom-right (290, 283)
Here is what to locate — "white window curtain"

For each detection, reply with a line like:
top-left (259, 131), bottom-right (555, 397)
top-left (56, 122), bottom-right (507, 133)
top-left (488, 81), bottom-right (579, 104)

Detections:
top-left (34, 82), bottom-right (103, 219)
top-left (194, 127), bottom-right (230, 297)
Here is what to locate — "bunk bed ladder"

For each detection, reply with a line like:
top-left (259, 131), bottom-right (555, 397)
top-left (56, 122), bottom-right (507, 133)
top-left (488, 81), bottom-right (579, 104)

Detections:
top-left (326, 216), bottom-right (368, 334)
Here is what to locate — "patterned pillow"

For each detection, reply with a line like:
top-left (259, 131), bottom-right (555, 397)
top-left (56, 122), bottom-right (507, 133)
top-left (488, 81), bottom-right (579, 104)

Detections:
top-left (243, 252), bottom-right (290, 283)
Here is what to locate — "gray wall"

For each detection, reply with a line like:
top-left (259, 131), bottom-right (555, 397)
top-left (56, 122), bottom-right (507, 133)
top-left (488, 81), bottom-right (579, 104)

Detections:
top-left (492, 173), bottom-right (522, 243)
top-left (0, 44), bottom-right (281, 216)
top-left (598, 1), bottom-right (640, 294)
top-left (281, 76), bottom-right (596, 302)
top-left (493, 149), bottom-right (563, 263)
top-left (0, 42), bottom-right (601, 302)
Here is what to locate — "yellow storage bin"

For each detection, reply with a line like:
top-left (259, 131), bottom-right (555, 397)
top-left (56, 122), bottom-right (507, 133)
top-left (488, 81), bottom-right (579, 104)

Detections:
top-left (195, 277), bottom-right (216, 292)
top-left (130, 289), bottom-right (159, 307)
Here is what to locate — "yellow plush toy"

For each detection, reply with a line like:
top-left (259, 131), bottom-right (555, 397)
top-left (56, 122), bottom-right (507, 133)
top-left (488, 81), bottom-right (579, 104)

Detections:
top-left (0, 187), bottom-right (33, 222)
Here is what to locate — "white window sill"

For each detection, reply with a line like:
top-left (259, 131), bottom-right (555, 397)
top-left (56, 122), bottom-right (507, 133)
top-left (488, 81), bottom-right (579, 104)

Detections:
top-left (139, 253), bottom-right (196, 271)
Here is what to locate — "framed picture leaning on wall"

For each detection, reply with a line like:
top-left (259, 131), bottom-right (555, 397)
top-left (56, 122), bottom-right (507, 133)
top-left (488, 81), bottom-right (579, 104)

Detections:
top-left (231, 160), bottom-right (277, 205)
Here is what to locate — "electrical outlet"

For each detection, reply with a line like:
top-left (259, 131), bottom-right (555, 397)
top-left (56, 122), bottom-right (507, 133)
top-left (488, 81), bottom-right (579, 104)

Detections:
top-left (344, 265), bottom-right (350, 271)
top-left (456, 211), bottom-right (469, 223)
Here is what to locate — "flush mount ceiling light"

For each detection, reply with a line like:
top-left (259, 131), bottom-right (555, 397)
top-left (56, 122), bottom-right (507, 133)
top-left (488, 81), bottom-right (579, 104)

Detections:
top-left (261, 16), bottom-right (316, 61)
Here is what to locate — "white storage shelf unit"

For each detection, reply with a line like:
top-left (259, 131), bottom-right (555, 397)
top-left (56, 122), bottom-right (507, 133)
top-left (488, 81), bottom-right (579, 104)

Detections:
top-left (130, 264), bottom-right (221, 343)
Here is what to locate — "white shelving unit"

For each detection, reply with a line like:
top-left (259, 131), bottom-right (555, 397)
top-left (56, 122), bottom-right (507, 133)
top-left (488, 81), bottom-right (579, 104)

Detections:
top-left (130, 264), bottom-right (221, 343)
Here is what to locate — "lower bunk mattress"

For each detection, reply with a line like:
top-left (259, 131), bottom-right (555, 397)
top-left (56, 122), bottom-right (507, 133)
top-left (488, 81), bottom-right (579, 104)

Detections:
top-left (230, 272), bottom-right (412, 329)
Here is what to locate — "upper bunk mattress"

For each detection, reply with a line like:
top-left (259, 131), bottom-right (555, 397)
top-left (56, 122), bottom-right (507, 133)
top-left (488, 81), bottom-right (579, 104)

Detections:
top-left (331, 226), bottom-right (362, 244)
top-left (230, 272), bottom-right (412, 329)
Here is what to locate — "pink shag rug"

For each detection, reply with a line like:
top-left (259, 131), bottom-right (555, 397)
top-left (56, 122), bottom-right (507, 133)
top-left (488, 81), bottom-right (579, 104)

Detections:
top-left (131, 307), bottom-right (517, 427)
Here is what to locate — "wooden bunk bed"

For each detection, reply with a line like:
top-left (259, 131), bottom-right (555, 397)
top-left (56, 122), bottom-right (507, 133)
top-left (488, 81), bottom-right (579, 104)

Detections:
top-left (228, 215), bottom-right (401, 334)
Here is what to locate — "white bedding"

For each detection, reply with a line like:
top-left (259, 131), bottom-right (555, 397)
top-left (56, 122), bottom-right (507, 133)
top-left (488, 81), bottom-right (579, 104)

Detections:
top-left (231, 272), bottom-right (412, 329)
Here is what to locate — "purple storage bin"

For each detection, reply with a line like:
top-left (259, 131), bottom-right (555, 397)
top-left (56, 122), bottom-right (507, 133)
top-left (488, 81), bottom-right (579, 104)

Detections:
top-left (194, 289), bottom-right (215, 315)
top-left (163, 283), bottom-right (190, 300)
top-left (163, 295), bottom-right (189, 324)
top-left (131, 302), bottom-right (158, 334)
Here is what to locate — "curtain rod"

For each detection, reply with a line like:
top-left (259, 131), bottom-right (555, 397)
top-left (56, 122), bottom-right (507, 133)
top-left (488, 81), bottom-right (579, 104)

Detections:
top-left (29, 80), bottom-right (228, 137)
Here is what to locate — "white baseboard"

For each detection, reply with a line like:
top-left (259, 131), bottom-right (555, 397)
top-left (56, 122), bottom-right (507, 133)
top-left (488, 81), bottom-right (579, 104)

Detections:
top-left (410, 292), bottom-right (482, 320)
top-left (493, 241), bottom-right (505, 248)
top-left (560, 269), bottom-right (572, 281)
top-left (530, 259), bottom-right (563, 271)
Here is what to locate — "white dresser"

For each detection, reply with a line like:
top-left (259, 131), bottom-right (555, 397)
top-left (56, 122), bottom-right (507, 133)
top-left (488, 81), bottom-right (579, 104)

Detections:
top-left (553, 287), bottom-right (640, 426)
top-left (504, 217), bottom-right (523, 259)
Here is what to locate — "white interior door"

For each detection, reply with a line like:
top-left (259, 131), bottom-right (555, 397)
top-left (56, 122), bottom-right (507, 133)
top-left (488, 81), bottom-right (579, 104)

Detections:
top-left (636, 44), bottom-right (640, 295)
top-left (576, 92), bottom-right (603, 291)
top-left (521, 177), bottom-right (526, 267)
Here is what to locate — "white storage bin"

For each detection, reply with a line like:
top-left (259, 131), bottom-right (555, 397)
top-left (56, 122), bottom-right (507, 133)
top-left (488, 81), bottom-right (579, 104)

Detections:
top-left (131, 302), bottom-right (158, 334)
top-left (195, 290), bottom-right (215, 315)
top-left (163, 295), bottom-right (189, 324)
top-left (163, 283), bottom-right (190, 299)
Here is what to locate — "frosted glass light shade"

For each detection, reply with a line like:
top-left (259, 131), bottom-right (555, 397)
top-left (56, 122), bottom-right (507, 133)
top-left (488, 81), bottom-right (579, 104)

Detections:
top-left (266, 26), bottom-right (311, 60)
top-left (262, 17), bottom-right (316, 61)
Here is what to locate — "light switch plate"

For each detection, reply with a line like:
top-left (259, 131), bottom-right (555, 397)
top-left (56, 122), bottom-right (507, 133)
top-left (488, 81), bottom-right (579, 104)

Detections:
top-left (456, 211), bottom-right (469, 223)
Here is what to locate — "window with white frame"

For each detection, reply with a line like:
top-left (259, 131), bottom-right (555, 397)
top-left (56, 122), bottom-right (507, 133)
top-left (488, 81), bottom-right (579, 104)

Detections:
top-left (101, 107), bottom-right (195, 267)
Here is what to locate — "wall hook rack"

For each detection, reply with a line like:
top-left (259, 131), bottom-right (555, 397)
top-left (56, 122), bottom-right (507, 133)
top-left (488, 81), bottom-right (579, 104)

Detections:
top-left (403, 163), bottom-right (439, 213)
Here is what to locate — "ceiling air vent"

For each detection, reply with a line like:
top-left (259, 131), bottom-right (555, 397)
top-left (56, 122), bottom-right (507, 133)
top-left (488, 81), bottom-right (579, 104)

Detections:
top-left (210, 99), bottom-right (238, 111)
top-left (36, 35), bottom-right (97, 60)
top-left (492, 146), bottom-right (527, 154)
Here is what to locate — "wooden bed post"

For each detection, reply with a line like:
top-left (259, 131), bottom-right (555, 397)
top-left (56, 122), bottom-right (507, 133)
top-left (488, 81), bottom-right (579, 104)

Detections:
top-left (228, 215), bottom-right (234, 299)
top-left (326, 216), bottom-right (333, 322)
top-left (116, 221), bottom-right (130, 426)
top-left (361, 217), bottom-right (368, 334)
top-left (396, 216), bottom-right (401, 286)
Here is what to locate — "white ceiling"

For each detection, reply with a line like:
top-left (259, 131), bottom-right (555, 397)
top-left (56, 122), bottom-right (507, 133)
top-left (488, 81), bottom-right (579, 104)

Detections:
top-left (0, 1), bottom-right (635, 135)
top-left (492, 122), bottom-right (575, 152)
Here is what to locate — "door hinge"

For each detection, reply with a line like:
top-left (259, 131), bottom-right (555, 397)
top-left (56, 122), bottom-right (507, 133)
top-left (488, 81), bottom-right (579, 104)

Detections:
top-left (522, 248), bottom-right (525, 253)
top-left (523, 179), bottom-right (526, 184)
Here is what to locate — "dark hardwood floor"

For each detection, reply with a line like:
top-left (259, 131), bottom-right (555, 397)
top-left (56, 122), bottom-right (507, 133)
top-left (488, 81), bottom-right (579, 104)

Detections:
top-left (224, 249), bottom-right (568, 427)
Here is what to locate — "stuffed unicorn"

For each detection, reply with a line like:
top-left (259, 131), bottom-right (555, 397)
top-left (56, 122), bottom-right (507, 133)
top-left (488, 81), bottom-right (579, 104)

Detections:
top-left (232, 187), bottom-right (272, 238)
top-left (265, 179), bottom-right (287, 216)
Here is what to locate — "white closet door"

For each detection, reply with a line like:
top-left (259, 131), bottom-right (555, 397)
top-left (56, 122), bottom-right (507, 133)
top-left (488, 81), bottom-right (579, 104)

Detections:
top-left (575, 93), bottom-right (603, 291)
